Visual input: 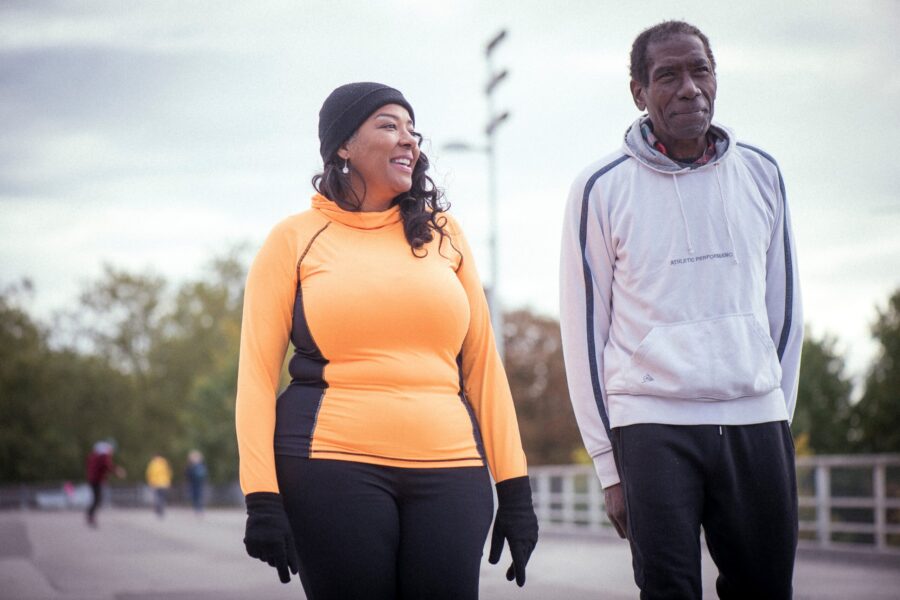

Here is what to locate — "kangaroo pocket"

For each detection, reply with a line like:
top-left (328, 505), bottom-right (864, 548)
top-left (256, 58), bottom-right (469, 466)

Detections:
top-left (610, 313), bottom-right (782, 400)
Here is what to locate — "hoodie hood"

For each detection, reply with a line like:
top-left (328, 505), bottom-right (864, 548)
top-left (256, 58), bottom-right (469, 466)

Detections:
top-left (622, 116), bottom-right (738, 262)
top-left (623, 116), bottom-right (733, 174)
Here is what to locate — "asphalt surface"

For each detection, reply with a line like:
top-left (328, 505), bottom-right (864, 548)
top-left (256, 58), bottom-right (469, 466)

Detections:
top-left (2, 508), bottom-right (899, 599)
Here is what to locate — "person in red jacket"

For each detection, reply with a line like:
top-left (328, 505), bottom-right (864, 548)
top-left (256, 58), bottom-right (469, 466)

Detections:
top-left (85, 440), bottom-right (125, 527)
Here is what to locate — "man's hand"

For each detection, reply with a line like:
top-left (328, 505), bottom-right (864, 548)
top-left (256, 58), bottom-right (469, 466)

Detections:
top-left (604, 484), bottom-right (627, 539)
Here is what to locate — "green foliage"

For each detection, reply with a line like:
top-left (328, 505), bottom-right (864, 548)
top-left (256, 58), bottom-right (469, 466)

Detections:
top-left (2, 265), bottom-right (897, 485)
top-left (0, 249), bottom-right (247, 484)
top-left (0, 283), bottom-right (134, 481)
top-left (164, 251), bottom-right (246, 482)
top-left (76, 265), bottom-right (167, 377)
top-left (0, 282), bottom-right (48, 481)
top-left (791, 331), bottom-right (854, 453)
top-left (852, 289), bottom-right (900, 452)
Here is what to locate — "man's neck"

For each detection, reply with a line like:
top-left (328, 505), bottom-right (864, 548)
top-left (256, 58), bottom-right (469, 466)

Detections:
top-left (640, 120), bottom-right (718, 167)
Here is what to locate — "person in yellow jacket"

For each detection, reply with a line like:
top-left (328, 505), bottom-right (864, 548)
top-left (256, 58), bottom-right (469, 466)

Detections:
top-left (145, 454), bottom-right (172, 518)
top-left (236, 82), bottom-right (539, 599)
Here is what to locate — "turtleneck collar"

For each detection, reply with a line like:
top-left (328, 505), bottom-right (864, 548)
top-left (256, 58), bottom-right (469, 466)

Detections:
top-left (311, 193), bottom-right (403, 230)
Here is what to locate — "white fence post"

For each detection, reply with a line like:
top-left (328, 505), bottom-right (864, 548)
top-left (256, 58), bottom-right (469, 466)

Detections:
top-left (874, 460), bottom-right (886, 551)
top-left (535, 471), bottom-right (550, 524)
top-left (815, 463), bottom-right (831, 548)
top-left (588, 474), bottom-right (603, 532)
top-left (562, 473), bottom-right (575, 528)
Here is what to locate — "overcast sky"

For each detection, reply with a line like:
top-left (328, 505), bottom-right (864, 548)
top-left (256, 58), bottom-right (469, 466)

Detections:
top-left (2, 0), bottom-right (898, 384)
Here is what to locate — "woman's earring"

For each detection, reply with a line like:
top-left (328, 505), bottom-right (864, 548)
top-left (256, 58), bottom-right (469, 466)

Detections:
top-left (341, 159), bottom-right (349, 175)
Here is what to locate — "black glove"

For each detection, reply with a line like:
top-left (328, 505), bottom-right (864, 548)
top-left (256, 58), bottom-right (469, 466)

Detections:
top-left (243, 492), bottom-right (300, 584)
top-left (488, 475), bottom-right (539, 587)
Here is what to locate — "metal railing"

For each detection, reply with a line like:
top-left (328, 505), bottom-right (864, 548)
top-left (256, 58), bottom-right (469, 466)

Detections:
top-left (4, 455), bottom-right (899, 554)
top-left (529, 454), bottom-right (900, 554)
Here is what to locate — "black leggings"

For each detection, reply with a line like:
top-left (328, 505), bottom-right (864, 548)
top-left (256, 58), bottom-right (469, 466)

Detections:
top-left (275, 456), bottom-right (494, 600)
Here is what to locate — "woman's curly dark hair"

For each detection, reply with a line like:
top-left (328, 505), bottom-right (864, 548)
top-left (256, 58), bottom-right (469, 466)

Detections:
top-left (312, 143), bottom-right (450, 257)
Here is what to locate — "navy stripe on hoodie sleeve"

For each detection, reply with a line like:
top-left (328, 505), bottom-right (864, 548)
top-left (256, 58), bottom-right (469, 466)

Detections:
top-left (736, 142), bottom-right (793, 360)
top-left (579, 155), bottom-right (628, 435)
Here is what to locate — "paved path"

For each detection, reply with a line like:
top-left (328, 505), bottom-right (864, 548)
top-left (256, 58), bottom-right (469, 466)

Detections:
top-left (2, 509), bottom-right (899, 599)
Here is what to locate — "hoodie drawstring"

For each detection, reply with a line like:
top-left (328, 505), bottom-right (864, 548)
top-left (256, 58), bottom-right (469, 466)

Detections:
top-left (671, 175), bottom-right (694, 254)
top-left (714, 165), bottom-right (739, 264)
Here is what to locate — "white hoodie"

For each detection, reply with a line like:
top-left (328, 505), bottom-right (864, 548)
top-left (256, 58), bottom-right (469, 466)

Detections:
top-left (559, 118), bottom-right (803, 489)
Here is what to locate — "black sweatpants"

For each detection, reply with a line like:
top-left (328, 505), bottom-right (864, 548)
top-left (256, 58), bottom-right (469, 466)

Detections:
top-left (614, 421), bottom-right (798, 600)
top-left (275, 456), bottom-right (494, 600)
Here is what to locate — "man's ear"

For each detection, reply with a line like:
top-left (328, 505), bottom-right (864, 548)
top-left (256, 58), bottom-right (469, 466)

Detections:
top-left (630, 79), bottom-right (646, 111)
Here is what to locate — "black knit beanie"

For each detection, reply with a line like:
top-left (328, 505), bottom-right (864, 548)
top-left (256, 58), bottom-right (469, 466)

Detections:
top-left (318, 82), bottom-right (415, 162)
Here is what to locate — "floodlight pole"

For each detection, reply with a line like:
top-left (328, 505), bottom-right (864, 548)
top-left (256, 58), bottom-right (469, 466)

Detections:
top-left (484, 29), bottom-right (509, 361)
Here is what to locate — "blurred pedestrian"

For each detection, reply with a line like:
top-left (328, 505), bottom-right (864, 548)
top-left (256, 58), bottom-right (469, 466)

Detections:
top-left (236, 82), bottom-right (538, 599)
top-left (185, 449), bottom-right (208, 514)
top-left (63, 480), bottom-right (75, 507)
top-left (145, 454), bottom-right (172, 518)
top-left (85, 440), bottom-right (125, 527)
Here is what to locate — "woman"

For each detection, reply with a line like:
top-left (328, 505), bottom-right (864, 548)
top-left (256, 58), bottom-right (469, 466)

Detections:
top-left (236, 82), bottom-right (538, 599)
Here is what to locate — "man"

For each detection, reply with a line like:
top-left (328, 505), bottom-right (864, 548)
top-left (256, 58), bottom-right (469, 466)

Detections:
top-left (85, 440), bottom-right (125, 527)
top-left (559, 21), bottom-right (802, 599)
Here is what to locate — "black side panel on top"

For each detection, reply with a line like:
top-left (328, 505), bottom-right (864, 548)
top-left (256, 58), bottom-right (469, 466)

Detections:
top-left (456, 353), bottom-right (487, 462)
top-left (274, 224), bottom-right (330, 458)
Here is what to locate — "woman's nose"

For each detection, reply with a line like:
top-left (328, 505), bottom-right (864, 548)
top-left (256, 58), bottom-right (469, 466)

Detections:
top-left (400, 129), bottom-right (418, 147)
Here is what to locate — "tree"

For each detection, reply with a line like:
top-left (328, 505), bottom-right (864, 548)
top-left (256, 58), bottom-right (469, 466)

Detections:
top-left (53, 251), bottom-right (248, 481)
top-left (503, 309), bottom-right (584, 465)
top-left (32, 349), bottom-right (134, 480)
top-left (66, 266), bottom-right (177, 476)
top-left (75, 264), bottom-right (167, 377)
top-left (0, 281), bottom-right (48, 481)
top-left (162, 250), bottom-right (247, 482)
top-left (852, 289), bottom-right (900, 452)
top-left (791, 330), bottom-right (854, 454)
top-left (0, 281), bottom-right (133, 482)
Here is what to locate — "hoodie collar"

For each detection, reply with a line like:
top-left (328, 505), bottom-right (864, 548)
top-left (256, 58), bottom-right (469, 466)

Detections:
top-left (640, 120), bottom-right (719, 167)
top-left (311, 193), bottom-right (403, 230)
top-left (623, 116), bottom-right (732, 174)
top-left (622, 117), bottom-right (740, 265)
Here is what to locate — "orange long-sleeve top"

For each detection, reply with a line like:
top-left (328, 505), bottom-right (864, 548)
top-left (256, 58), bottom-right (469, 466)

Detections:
top-left (235, 194), bottom-right (528, 494)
